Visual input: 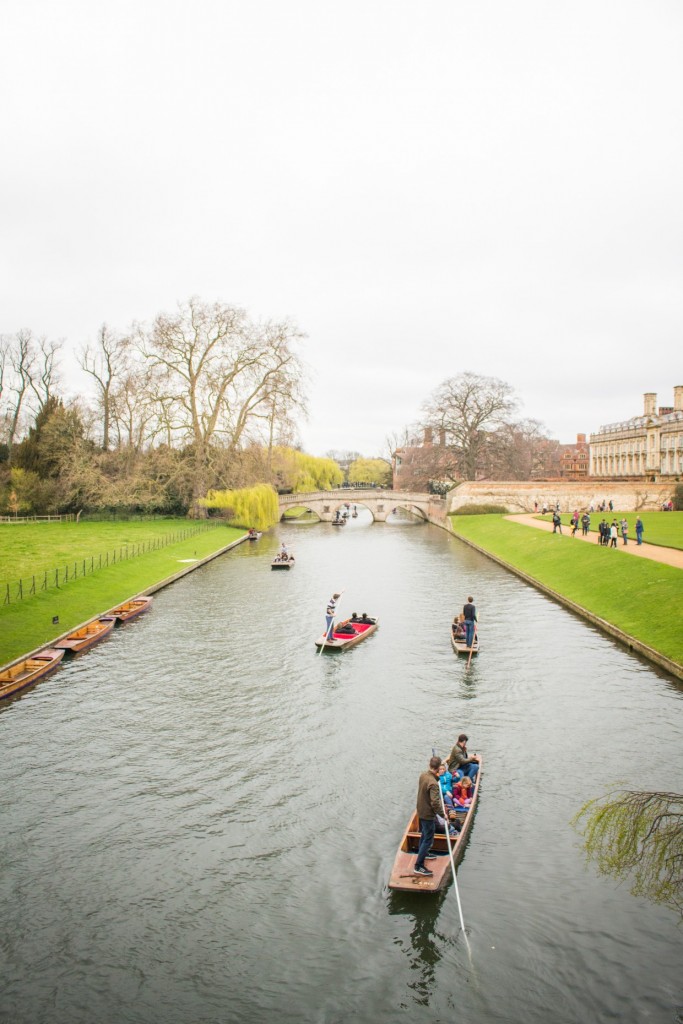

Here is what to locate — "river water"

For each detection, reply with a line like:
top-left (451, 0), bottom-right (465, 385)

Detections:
top-left (1, 510), bottom-right (682, 1024)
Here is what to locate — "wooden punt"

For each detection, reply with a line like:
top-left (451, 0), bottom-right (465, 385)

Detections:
top-left (314, 616), bottom-right (378, 650)
top-left (54, 616), bottom-right (117, 654)
top-left (451, 627), bottom-right (480, 656)
top-left (246, 531), bottom-right (261, 541)
top-left (108, 595), bottom-right (153, 622)
top-left (388, 758), bottom-right (483, 893)
top-left (0, 648), bottom-right (65, 701)
top-left (331, 519), bottom-right (346, 527)
top-left (271, 556), bottom-right (295, 570)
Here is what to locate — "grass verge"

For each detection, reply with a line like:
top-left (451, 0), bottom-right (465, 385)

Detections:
top-left (451, 514), bottom-right (683, 667)
top-left (0, 522), bottom-right (244, 664)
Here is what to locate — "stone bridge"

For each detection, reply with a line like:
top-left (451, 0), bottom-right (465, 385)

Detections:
top-left (278, 489), bottom-right (447, 525)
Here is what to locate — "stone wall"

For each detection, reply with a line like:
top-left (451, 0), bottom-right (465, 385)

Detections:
top-left (447, 480), bottom-right (675, 514)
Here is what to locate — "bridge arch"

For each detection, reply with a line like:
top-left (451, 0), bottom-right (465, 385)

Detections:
top-left (277, 489), bottom-right (446, 526)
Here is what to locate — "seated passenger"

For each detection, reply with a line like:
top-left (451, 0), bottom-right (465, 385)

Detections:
top-left (360, 613), bottom-right (375, 624)
top-left (448, 811), bottom-right (463, 836)
top-left (336, 623), bottom-right (356, 635)
top-left (453, 776), bottom-right (473, 807)
top-left (438, 763), bottom-right (453, 794)
top-left (350, 612), bottom-right (360, 622)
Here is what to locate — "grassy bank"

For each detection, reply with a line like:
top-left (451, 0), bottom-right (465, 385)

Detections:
top-left (537, 511), bottom-right (682, 549)
top-left (450, 514), bottom-right (683, 667)
top-left (0, 521), bottom-right (244, 664)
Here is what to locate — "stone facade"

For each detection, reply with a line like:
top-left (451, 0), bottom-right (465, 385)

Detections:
top-left (590, 388), bottom-right (683, 479)
top-left (447, 480), bottom-right (675, 514)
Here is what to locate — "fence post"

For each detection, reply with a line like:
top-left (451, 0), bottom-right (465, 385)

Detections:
top-left (31, 575), bottom-right (36, 595)
top-left (4, 583), bottom-right (9, 605)
top-left (19, 578), bottom-right (23, 600)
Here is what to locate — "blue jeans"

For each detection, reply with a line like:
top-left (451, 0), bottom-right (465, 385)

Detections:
top-left (465, 620), bottom-right (475, 647)
top-left (461, 762), bottom-right (479, 781)
top-left (636, 532), bottom-right (643, 545)
top-left (325, 614), bottom-right (334, 639)
top-left (415, 817), bottom-right (436, 869)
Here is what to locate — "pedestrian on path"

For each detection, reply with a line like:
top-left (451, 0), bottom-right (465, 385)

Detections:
top-left (636, 517), bottom-right (644, 545)
top-left (581, 512), bottom-right (590, 536)
top-left (552, 512), bottom-right (562, 534)
top-left (620, 519), bottom-right (629, 545)
top-left (609, 522), bottom-right (618, 548)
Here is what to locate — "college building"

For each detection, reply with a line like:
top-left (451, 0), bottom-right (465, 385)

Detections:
top-left (589, 388), bottom-right (683, 479)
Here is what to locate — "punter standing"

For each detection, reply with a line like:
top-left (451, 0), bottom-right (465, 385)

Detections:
top-left (463, 596), bottom-right (478, 650)
top-left (325, 592), bottom-right (340, 641)
top-left (414, 755), bottom-right (443, 876)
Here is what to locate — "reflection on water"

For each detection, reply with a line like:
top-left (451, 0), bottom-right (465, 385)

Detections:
top-left (1, 513), bottom-right (682, 1024)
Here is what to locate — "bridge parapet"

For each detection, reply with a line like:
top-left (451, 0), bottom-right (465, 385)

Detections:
top-left (278, 490), bottom-right (446, 525)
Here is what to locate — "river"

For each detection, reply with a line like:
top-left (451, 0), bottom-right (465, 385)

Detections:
top-left (1, 509), bottom-right (682, 1024)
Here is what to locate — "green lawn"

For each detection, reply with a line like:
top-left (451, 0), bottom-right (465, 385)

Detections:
top-left (0, 520), bottom-right (244, 664)
top-left (536, 511), bottom-right (682, 549)
top-left (451, 514), bottom-right (683, 666)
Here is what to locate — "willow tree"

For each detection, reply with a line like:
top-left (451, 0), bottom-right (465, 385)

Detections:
top-left (573, 789), bottom-right (683, 919)
top-left (348, 457), bottom-right (391, 487)
top-left (201, 483), bottom-right (279, 530)
top-left (138, 298), bottom-right (306, 512)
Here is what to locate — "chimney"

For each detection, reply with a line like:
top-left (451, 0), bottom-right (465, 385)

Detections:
top-left (576, 433), bottom-right (586, 444)
top-left (674, 386), bottom-right (683, 412)
top-left (438, 428), bottom-right (446, 446)
top-left (423, 426), bottom-right (433, 445)
top-left (643, 393), bottom-right (656, 416)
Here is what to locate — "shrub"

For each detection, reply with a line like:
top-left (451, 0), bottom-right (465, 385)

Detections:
top-left (674, 484), bottom-right (683, 511)
top-left (452, 503), bottom-right (509, 515)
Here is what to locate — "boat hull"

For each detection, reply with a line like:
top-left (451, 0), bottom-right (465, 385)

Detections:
top-left (0, 648), bottom-right (65, 700)
top-left (271, 559), bottom-right (294, 570)
top-left (54, 616), bottom-right (117, 654)
top-left (108, 596), bottom-right (153, 622)
top-left (388, 758), bottom-right (482, 893)
top-left (315, 618), bottom-right (378, 650)
top-left (451, 631), bottom-right (479, 655)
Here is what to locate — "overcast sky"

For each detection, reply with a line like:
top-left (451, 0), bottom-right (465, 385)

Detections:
top-left (2, 0), bottom-right (681, 456)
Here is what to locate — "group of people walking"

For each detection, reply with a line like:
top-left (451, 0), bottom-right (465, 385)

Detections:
top-left (413, 735), bottom-right (480, 876)
top-left (550, 509), bottom-right (645, 546)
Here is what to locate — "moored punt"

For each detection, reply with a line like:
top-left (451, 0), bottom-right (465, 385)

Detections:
top-left (246, 530), bottom-right (261, 541)
top-left (54, 616), bottom-right (117, 655)
top-left (108, 596), bottom-right (153, 622)
top-left (388, 758), bottom-right (483, 893)
top-left (314, 616), bottom-right (378, 650)
top-left (0, 648), bottom-right (65, 701)
top-left (331, 518), bottom-right (346, 526)
top-left (271, 556), bottom-right (295, 570)
top-left (451, 627), bottom-right (480, 656)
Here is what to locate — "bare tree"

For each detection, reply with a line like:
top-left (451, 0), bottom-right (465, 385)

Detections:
top-left (138, 297), bottom-right (306, 510)
top-left (110, 360), bottom-right (159, 451)
top-left (485, 418), bottom-right (550, 479)
top-left (5, 330), bottom-right (37, 457)
top-left (79, 325), bottom-right (129, 450)
top-left (423, 372), bottom-right (518, 480)
top-left (30, 335), bottom-right (62, 411)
